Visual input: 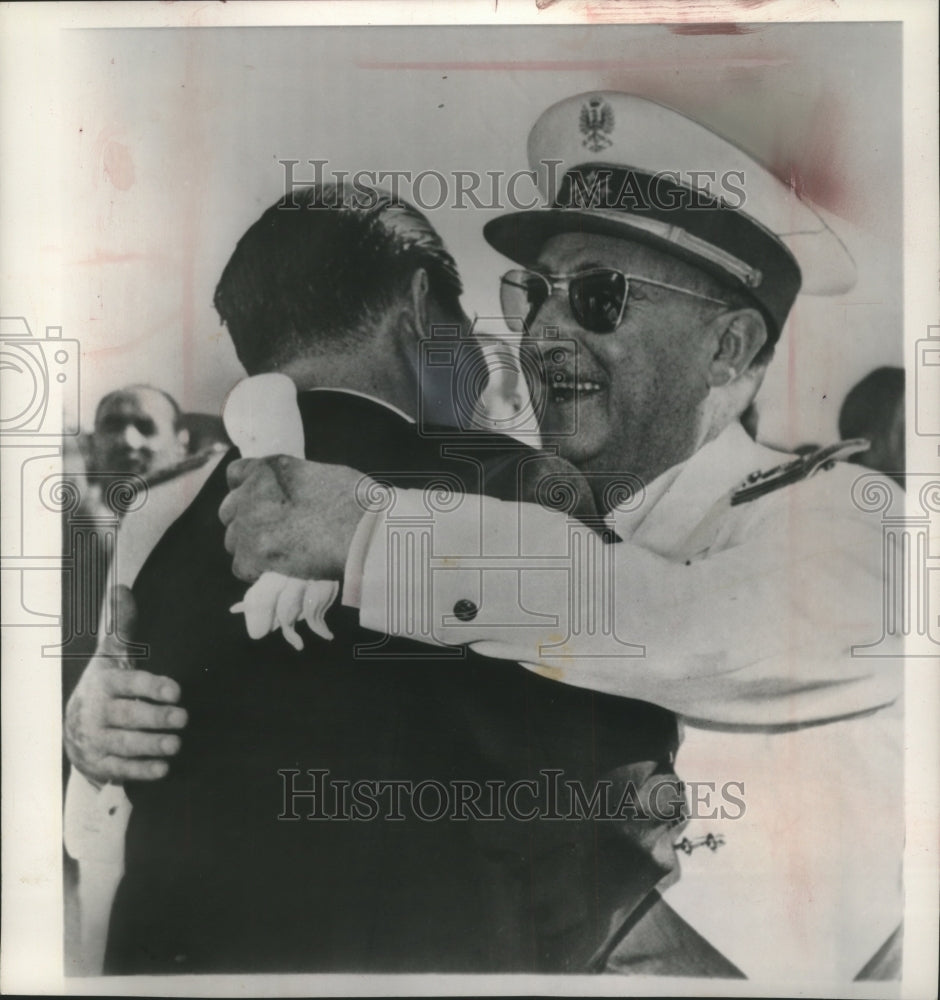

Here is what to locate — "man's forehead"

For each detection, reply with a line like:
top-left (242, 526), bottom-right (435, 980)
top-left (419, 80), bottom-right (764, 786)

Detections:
top-left (98, 388), bottom-right (174, 424)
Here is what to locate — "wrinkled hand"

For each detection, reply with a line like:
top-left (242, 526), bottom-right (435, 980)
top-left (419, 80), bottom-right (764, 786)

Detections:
top-left (64, 585), bottom-right (187, 785)
top-left (219, 456), bottom-right (366, 583)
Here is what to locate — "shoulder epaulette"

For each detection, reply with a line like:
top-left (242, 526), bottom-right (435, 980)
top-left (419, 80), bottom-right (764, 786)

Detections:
top-left (730, 438), bottom-right (870, 506)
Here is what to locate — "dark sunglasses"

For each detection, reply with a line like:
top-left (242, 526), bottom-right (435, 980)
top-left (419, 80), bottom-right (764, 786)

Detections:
top-left (500, 267), bottom-right (728, 335)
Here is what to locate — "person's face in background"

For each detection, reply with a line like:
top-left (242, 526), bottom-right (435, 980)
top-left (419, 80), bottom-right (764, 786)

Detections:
top-left (92, 387), bottom-right (188, 476)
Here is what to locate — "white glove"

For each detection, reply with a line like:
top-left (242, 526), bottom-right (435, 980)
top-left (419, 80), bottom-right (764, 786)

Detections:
top-left (223, 373), bottom-right (338, 649)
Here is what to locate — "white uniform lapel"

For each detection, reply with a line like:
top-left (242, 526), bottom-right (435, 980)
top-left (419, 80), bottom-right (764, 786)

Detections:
top-left (609, 422), bottom-right (788, 559)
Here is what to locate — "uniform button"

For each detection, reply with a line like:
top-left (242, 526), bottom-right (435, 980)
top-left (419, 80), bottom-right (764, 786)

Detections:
top-left (453, 599), bottom-right (478, 622)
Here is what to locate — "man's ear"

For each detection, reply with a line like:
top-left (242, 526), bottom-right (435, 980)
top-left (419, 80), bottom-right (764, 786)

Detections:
top-left (408, 267), bottom-right (431, 340)
top-left (706, 309), bottom-right (767, 388)
top-left (176, 427), bottom-right (191, 454)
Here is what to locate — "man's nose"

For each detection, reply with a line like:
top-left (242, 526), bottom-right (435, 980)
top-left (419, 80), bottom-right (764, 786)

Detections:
top-left (528, 311), bottom-right (581, 363)
top-left (528, 291), bottom-right (574, 339)
top-left (122, 426), bottom-right (146, 449)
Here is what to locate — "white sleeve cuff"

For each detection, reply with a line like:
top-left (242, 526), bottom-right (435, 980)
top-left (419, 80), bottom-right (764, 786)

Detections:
top-left (64, 770), bottom-right (132, 864)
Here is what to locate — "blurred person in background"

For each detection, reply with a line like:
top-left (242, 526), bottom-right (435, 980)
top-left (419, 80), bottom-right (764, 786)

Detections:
top-left (62, 384), bottom-right (229, 974)
top-left (62, 384), bottom-right (195, 688)
top-left (839, 366), bottom-right (905, 487)
top-left (90, 385), bottom-right (190, 479)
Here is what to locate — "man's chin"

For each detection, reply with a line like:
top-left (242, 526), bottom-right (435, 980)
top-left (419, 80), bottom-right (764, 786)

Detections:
top-left (108, 455), bottom-right (150, 476)
top-left (538, 396), bottom-right (608, 456)
top-left (540, 427), bottom-right (605, 469)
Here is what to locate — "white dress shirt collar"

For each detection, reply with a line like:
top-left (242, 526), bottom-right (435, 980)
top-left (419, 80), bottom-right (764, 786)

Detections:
top-left (303, 387), bottom-right (416, 425)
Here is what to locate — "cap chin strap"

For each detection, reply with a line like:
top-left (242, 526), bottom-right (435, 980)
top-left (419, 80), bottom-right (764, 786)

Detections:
top-left (588, 209), bottom-right (763, 289)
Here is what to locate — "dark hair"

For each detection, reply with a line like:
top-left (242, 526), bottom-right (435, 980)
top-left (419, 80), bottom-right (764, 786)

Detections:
top-left (213, 183), bottom-right (463, 373)
top-left (838, 366), bottom-right (905, 440)
top-left (95, 384), bottom-right (184, 432)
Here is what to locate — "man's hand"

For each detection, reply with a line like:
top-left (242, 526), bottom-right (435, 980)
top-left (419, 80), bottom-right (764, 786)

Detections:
top-left (64, 585), bottom-right (187, 785)
top-left (219, 456), bottom-right (365, 583)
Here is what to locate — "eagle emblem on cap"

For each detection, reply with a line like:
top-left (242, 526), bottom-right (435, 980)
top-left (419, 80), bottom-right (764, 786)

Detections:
top-left (579, 97), bottom-right (614, 153)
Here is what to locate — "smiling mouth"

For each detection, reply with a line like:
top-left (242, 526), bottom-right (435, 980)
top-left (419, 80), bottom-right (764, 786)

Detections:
top-left (669, 811), bottom-right (689, 832)
top-left (549, 376), bottom-right (605, 405)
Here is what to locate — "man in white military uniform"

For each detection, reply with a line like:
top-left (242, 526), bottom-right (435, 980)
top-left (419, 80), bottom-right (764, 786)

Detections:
top-left (214, 94), bottom-right (903, 979)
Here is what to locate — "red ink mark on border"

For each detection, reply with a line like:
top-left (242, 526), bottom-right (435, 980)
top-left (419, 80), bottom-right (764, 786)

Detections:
top-left (357, 57), bottom-right (788, 72)
top-left (670, 23), bottom-right (756, 35)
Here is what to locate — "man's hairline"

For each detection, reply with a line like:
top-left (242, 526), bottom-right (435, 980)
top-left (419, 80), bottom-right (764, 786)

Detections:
top-left (94, 385), bottom-right (185, 433)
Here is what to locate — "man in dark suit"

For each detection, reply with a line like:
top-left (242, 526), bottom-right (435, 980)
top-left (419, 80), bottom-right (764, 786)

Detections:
top-left (67, 183), bottom-right (695, 975)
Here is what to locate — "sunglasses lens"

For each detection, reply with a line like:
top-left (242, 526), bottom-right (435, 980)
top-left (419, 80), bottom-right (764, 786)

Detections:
top-left (569, 270), bottom-right (627, 333)
top-left (500, 270), bottom-right (549, 333)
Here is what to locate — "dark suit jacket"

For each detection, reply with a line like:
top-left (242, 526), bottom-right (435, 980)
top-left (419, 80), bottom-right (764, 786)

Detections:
top-left (105, 390), bottom-right (678, 975)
